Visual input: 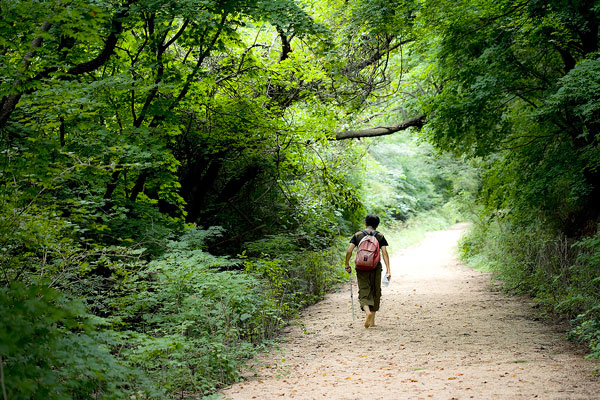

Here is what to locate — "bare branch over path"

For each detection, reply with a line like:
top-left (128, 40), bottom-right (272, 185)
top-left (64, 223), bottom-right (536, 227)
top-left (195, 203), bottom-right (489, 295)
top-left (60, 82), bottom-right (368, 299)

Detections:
top-left (335, 115), bottom-right (426, 140)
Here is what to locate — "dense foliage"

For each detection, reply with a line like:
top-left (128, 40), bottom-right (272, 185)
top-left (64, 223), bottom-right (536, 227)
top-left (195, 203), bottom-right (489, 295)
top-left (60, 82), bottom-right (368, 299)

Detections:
top-left (325, 0), bottom-right (600, 367)
top-left (2, 0), bottom-right (599, 397)
top-left (409, 0), bottom-right (600, 362)
top-left (0, 0), bottom-right (470, 398)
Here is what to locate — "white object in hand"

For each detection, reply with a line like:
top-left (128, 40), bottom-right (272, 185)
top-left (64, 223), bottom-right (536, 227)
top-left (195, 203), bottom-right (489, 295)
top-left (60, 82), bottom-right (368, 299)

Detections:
top-left (382, 273), bottom-right (390, 286)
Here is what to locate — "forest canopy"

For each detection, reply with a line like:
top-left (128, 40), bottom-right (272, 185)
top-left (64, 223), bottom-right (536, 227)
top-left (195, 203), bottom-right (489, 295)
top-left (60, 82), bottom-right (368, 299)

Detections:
top-left (1, 0), bottom-right (599, 398)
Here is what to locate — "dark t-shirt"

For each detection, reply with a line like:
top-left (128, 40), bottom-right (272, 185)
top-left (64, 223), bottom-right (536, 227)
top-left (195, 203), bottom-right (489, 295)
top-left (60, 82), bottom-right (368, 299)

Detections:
top-left (350, 230), bottom-right (389, 247)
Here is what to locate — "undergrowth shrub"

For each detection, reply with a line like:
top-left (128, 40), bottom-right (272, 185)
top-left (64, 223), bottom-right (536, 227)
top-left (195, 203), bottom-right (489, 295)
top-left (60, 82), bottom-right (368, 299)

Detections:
top-left (568, 232), bottom-right (600, 364)
top-left (109, 227), bottom-right (280, 397)
top-left (0, 204), bottom-right (160, 399)
top-left (243, 233), bottom-right (347, 320)
top-left (460, 219), bottom-right (600, 367)
top-left (1, 209), bottom-right (348, 399)
top-left (103, 227), bottom-right (346, 398)
top-left (0, 281), bottom-right (154, 400)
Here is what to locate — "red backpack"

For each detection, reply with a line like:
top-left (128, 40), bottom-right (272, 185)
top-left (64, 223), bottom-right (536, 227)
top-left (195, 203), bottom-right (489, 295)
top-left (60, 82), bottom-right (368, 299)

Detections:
top-left (354, 230), bottom-right (381, 270)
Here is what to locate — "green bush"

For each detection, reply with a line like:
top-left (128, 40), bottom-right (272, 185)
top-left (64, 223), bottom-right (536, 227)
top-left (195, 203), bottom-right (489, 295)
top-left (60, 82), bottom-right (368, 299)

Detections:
top-left (568, 232), bottom-right (600, 364)
top-left (0, 282), bottom-right (154, 400)
top-left (0, 215), bottom-right (348, 399)
top-left (106, 228), bottom-right (277, 397)
top-left (96, 227), bottom-right (345, 398)
top-left (243, 233), bottom-right (347, 320)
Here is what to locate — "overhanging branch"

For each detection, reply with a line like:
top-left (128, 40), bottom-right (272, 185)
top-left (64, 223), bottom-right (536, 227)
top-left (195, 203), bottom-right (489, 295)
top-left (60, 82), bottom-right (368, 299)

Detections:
top-left (66, 0), bottom-right (134, 76)
top-left (350, 38), bottom-right (412, 73)
top-left (335, 115), bottom-right (426, 140)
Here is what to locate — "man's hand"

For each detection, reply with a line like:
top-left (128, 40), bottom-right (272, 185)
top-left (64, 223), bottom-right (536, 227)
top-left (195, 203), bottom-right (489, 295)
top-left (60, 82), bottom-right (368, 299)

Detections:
top-left (345, 244), bottom-right (355, 274)
top-left (381, 246), bottom-right (391, 281)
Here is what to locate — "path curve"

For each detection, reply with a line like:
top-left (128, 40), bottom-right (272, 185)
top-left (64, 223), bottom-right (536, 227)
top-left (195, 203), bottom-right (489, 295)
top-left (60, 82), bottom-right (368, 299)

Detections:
top-left (221, 223), bottom-right (600, 399)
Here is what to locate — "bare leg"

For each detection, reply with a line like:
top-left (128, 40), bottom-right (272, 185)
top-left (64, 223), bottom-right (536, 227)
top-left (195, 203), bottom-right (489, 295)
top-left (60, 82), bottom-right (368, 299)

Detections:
top-left (364, 305), bottom-right (372, 328)
top-left (369, 311), bottom-right (376, 327)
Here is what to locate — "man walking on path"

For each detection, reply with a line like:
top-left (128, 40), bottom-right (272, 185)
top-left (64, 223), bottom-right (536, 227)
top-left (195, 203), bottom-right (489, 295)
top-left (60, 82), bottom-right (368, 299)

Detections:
top-left (345, 214), bottom-right (390, 328)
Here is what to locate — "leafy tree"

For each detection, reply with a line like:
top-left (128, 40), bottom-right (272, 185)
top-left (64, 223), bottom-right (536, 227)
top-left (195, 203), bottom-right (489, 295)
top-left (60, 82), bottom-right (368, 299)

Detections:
top-left (0, 0), bottom-right (392, 396)
top-left (328, 0), bottom-right (600, 363)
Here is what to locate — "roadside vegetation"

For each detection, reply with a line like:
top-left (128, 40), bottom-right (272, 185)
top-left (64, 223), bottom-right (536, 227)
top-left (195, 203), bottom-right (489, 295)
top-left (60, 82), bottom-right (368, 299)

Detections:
top-left (0, 1), bottom-right (473, 398)
top-left (1, 0), bottom-right (599, 398)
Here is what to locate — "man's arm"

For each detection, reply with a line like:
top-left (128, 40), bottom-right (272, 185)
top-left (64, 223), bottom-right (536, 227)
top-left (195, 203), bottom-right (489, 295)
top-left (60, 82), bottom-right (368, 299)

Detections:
top-left (344, 243), bottom-right (355, 273)
top-left (381, 246), bottom-right (391, 280)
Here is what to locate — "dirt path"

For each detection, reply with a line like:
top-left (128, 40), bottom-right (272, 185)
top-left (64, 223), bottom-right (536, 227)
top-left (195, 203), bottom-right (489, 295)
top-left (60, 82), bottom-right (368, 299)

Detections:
top-left (220, 223), bottom-right (600, 399)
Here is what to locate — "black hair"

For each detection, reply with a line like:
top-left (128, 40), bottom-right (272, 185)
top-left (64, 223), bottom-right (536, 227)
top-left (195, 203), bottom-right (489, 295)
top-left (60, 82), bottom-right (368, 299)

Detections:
top-left (365, 214), bottom-right (380, 229)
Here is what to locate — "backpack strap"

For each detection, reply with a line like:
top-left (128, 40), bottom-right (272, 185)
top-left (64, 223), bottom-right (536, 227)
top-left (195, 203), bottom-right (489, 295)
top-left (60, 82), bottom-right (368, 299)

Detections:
top-left (355, 230), bottom-right (368, 243)
top-left (356, 229), bottom-right (378, 241)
